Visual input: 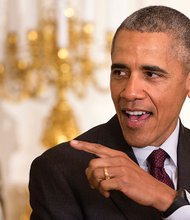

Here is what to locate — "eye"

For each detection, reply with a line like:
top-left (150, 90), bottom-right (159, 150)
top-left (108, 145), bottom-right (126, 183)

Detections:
top-left (111, 69), bottom-right (128, 79)
top-left (145, 71), bottom-right (160, 78)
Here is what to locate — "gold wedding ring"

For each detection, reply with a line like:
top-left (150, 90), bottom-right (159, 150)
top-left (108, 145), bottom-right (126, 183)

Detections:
top-left (103, 167), bottom-right (111, 180)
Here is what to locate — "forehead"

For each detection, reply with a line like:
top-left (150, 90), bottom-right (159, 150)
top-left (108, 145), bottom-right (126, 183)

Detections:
top-left (112, 31), bottom-right (178, 64)
top-left (111, 31), bottom-right (186, 74)
top-left (112, 31), bottom-right (173, 55)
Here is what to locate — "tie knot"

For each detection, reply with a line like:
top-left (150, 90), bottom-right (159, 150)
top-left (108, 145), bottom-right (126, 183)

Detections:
top-left (147, 148), bottom-right (169, 168)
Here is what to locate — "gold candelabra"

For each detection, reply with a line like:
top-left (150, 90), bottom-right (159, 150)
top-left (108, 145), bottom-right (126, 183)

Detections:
top-left (1, 3), bottom-right (115, 220)
top-left (1, 6), bottom-right (113, 148)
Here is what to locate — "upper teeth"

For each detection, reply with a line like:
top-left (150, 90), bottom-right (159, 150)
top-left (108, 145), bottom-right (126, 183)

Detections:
top-left (126, 111), bottom-right (146, 116)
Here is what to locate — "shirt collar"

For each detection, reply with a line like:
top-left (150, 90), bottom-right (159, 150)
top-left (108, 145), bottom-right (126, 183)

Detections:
top-left (132, 120), bottom-right (179, 168)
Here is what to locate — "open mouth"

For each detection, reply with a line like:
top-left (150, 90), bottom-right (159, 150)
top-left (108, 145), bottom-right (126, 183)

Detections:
top-left (123, 110), bottom-right (152, 121)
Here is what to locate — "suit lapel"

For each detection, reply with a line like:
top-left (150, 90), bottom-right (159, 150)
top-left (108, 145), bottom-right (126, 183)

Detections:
top-left (177, 124), bottom-right (190, 191)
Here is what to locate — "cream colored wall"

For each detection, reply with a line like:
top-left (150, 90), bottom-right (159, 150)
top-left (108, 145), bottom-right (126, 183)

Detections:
top-left (0, 0), bottom-right (189, 219)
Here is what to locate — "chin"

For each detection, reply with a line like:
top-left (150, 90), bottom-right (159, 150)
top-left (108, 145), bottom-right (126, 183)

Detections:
top-left (123, 133), bottom-right (152, 148)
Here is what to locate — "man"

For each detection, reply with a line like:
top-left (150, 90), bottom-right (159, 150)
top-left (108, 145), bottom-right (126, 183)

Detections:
top-left (29, 5), bottom-right (190, 220)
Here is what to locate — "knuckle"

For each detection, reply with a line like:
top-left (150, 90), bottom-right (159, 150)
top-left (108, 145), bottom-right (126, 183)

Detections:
top-left (118, 151), bottom-right (126, 157)
top-left (93, 143), bottom-right (102, 150)
top-left (120, 167), bottom-right (130, 180)
top-left (116, 176), bottom-right (128, 191)
top-left (93, 168), bottom-right (100, 179)
top-left (99, 180), bottom-right (107, 189)
top-left (118, 156), bottom-right (127, 164)
top-left (96, 144), bottom-right (102, 148)
top-left (88, 159), bottom-right (98, 168)
top-left (120, 166), bottom-right (126, 173)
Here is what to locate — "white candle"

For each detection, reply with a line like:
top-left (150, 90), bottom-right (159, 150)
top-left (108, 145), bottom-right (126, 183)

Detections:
top-left (83, 0), bottom-right (95, 22)
top-left (107, 0), bottom-right (121, 31)
top-left (17, 0), bottom-right (39, 60)
top-left (19, 0), bottom-right (39, 31)
top-left (27, 0), bottom-right (39, 30)
top-left (57, 0), bottom-right (69, 48)
top-left (7, 0), bottom-right (18, 32)
top-left (0, 0), bottom-right (6, 61)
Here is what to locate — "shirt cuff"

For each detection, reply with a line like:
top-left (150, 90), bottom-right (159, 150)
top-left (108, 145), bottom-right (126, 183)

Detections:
top-left (163, 205), bottom-right (190, 220)
top-left (163, 190), bottom-right (190, 220)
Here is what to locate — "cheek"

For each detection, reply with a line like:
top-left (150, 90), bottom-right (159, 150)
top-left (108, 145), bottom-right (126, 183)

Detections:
top-left (110, 87), bottom-right (122, 112)
top-left (110, 82), bottom-right (121, 101)
top-left (110, 90), bottom-right (118, 107)
top-left (156, 90), bottom-right (185, 119)
top-left (110, 78), bottom-right (127, 92)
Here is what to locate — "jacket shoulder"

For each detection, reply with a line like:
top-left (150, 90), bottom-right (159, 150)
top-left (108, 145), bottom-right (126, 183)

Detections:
top-left (32, 116), bottom-right (118, 165)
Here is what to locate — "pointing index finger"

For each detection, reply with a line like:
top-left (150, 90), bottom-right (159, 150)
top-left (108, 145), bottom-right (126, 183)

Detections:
top-left (70, 140), bottom-right (125, 158)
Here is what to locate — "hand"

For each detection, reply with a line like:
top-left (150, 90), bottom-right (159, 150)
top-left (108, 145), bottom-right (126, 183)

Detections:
top-left (70, 140), bottom-right (176, 211)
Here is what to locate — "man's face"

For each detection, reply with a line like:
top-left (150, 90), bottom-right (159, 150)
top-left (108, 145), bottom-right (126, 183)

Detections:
top-left (110, 31), bottom-right (190, 147)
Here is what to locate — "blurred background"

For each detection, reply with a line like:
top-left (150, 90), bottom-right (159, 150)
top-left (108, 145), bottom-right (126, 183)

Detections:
top-left (0, 0), bottom-right (189, 219)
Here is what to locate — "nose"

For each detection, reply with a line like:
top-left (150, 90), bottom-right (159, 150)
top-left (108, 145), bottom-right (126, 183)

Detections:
top-left (120, 74), bottom-right (146, 101)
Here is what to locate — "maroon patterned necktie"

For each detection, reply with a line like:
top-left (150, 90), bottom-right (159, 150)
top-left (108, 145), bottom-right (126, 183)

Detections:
top-left (147, 148), bottom-right (174, 189)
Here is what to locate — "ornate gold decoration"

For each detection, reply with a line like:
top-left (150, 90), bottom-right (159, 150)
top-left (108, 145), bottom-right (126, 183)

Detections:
top-left (2, 3), bottom-right (112, 147)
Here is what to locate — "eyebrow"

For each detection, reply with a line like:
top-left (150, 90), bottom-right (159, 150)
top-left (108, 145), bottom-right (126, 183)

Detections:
top-left (111, 63), bottom-right (168, 74)
top-left (140, 65), bottom-right (168, 74)
top-left (111, 63), bottom-right (128, 70)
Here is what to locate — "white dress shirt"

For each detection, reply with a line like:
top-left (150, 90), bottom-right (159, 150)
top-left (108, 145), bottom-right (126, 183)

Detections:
top-left (132, 120), bottom-right (190, 219)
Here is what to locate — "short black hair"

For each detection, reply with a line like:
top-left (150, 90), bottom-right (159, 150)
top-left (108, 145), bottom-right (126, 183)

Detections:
top-left (111, 5), bottom-right (190, 71)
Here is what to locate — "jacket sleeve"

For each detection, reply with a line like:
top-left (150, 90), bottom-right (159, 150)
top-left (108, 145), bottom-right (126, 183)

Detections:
top-left (29, 154), bottom-right (83, 220)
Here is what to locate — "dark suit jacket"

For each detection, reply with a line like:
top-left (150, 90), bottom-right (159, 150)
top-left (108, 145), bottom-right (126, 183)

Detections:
top-left (29, 115), bottom-right (190, 220)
